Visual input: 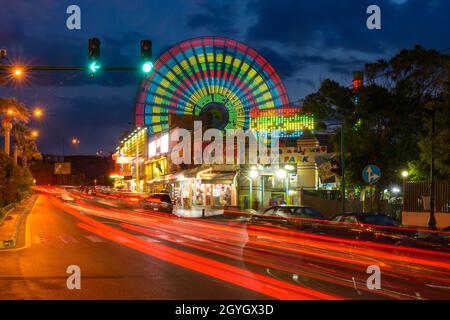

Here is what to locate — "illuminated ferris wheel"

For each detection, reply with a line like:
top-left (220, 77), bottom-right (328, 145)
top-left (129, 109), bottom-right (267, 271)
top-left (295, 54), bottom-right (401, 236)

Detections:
top-left (135, 37), bottom-right (289, 134)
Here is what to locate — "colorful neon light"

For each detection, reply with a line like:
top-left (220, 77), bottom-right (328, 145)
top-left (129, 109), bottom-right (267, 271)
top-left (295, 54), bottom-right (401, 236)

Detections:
top-left (135, 37), bottom-right (289, 134)
top-left (249, 107), bottom-right (315, 137)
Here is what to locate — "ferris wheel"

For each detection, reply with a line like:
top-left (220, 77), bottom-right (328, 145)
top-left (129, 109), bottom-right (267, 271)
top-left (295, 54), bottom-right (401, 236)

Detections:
top-left (135, 37), bottom-right (289, 134)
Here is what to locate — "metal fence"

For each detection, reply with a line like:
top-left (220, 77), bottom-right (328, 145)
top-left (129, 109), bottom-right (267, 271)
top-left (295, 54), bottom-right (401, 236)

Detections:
top-left (403, 180), bottom-right (450, 213)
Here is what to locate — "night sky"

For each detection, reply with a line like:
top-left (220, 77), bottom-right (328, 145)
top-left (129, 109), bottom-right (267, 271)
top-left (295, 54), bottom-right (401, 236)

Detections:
top-left (1, 0), bottom-right (449, 155)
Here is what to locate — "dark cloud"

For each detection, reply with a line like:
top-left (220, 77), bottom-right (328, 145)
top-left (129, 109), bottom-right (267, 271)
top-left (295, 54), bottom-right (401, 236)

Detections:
top-left (257, 47), bottom-right (298, 78)
top-left (295, 78), bottom-right (317, 91)
top-left (246, 0), bottom-right (450, 54)
top-left (1, 0), bottom-right (449, 154)
top-left (186, 0), bottom-right (239, 35)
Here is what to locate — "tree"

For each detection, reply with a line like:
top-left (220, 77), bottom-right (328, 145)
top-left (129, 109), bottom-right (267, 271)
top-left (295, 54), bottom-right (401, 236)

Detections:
top-left (303, 46), bottom-right (450, 212)
top-left (0, 152), bottom-right (33, 207)
top-left (0, 98), bottom-right (30, 155)
top-left (365, 45), bottom-right (450, 179)
top-left (10, 123), bottom-right (42, 167)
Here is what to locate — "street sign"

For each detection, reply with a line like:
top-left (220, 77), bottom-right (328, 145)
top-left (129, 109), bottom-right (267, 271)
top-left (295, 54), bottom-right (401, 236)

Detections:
top-left (362, 165), bottom-right (381, 184)
top-left (54, 162), bottom-right (71, 175)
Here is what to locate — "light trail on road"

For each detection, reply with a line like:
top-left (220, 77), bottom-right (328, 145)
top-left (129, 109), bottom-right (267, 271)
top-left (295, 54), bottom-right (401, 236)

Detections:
top-left (47, 193), bottom-right (450, 300)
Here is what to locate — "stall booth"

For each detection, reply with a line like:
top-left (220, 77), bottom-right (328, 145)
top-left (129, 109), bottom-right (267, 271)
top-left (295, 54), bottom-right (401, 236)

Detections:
top-left (163, 165), bottom-right (238, 217)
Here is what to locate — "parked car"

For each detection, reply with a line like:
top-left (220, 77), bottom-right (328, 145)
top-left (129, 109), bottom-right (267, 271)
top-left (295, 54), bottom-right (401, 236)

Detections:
top-left (140, 193), bottom-right (173, 213)
top-left (248, 205), bottom-right (325, 230)
top-left (314, 213), bottom-right (421, 243)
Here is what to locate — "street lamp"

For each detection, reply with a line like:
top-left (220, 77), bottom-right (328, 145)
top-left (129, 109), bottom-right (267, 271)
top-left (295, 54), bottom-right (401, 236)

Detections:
top-left (284, 164), bottom-right (295, 171)
top-left (33, 108), bottom-right (43, 118)
top-left (31, 130), bottom-right (39, 138)
top-left (13, 68), bottom-right (23, 77)
top-left (72, 138), bottom-right (80, 145)
top-left (401, 170), bottom-right (409, 178)
top-left (276, 169), bottom-right (287, 178)
top-left (391, 186), bottom-right (400, 194)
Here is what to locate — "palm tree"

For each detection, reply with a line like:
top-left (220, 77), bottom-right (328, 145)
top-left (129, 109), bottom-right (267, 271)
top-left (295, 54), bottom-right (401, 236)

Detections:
top-left (0, 98), bottom-right (30, 156)
top-left (10, 123), bottom-right (41, 167)
top-left (21, 138), bottom-right (42, 168)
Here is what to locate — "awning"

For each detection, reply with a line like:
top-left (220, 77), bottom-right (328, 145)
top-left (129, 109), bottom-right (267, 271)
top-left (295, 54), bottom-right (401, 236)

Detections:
top-left (197, 172), bottom-right (236, 185)
top-left (147, 166), bottom-right (237, 185)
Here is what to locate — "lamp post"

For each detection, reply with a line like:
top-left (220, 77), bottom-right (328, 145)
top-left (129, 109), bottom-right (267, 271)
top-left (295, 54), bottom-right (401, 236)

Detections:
top-left (276, 169), bottom-right (287, 204)
top-left (417, 106), bottom-right (437, 230)
top-left (249, 169), bottom-right (259, 210)
top-left (401, 170), bottom-right (409, 214)
top-left (429, 108), bottom-right (436, 230)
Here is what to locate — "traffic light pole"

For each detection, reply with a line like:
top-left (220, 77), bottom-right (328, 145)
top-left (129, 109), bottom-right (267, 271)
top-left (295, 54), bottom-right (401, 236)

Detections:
top-left (0, 65), bottom-right (140, 72)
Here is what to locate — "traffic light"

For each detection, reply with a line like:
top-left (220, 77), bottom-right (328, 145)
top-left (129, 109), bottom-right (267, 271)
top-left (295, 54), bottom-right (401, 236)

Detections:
top-left (330, 160), bottom-right (341, 175)
top-left (352, 71), bottom-right (363, 106)
top-left (352, 71), bottom-right (364, 92)
top-left (140, 40), bottom-right (153, 74)
top-left (88, 38), bottom-right (101, 74)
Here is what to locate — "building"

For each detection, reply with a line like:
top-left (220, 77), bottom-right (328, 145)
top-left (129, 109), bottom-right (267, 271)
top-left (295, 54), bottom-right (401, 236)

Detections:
top-left (114, 36), bottom-right (335, 213)
top-left (31, 154), bottom-right (114, 186)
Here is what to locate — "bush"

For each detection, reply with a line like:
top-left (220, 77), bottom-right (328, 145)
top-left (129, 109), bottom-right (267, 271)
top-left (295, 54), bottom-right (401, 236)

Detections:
top-left (0, 152), bottom-right (33, 207)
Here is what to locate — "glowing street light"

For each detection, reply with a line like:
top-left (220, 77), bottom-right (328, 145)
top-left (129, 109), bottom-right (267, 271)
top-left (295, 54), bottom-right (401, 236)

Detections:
top-left (13, 68), bottom-right (23, 77)
top-left (276, 169), bottom-right (287, 178)
top-left (249, 169), bottom-right (259, 179)
top-left (401, 170), bottom-right (409, 178)
top-left (391, 186), bottom-right (400, 194)
top-left (31, 130), bottom-right (39, 138)
top-left (72, 138), bottom-right (80, 145)
top-left (33, 108), bottom-right (43, 118)
top-left (284, 164), bottom-right (295, 171)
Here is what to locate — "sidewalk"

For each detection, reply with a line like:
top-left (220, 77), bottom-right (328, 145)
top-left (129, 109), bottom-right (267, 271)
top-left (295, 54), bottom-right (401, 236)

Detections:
top-left (174, 206), bottom-right (224, 218)
top-left (0, 195), bottom-right (36, 249)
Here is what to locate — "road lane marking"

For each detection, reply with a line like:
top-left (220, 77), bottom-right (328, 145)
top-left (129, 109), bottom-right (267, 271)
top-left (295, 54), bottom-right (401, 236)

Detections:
top-left (139, 235), bottom-right (161, 243)
top-left (84, 235), bottom-right (105, 243)
top-left (58, 235), bottom-right (78, 243)
top-left (112, 235), bottom-right (132, 243)
top-left (33, 235), bottom-right (49, 244)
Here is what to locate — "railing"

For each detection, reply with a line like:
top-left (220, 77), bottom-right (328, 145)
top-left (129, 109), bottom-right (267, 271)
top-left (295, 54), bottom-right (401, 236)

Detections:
top-left (403, 180), bottom-right (449, 213)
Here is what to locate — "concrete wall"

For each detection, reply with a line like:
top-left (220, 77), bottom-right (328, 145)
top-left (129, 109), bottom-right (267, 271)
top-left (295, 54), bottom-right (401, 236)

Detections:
top-left (402, 211), bottom-right (450, 229)
top-left (301, 194), bottom-right (362, 217)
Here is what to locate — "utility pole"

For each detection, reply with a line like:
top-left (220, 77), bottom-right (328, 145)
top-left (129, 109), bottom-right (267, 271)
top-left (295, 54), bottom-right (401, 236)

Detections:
top-left (136, 138), bottom-right (140, 193)
top-left (428, 108), bottom-right (436, 230)
top-left (341, 124), bottom-right (346, 214)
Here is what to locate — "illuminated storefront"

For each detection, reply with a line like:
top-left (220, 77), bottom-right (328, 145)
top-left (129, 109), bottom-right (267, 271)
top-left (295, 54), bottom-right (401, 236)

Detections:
top-left (145, 132), bottom-right (170, 192)
top-left (114, 127), bottom-right (148, 192)
top-left (167, 165), bottom-right (238, 217)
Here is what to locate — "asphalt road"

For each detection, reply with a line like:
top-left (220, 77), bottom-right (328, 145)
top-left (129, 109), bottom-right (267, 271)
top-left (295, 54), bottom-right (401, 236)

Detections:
top-left (1, 191), bottom-right (449, 300)
top-left (0, 194), bottom-right (267, 299)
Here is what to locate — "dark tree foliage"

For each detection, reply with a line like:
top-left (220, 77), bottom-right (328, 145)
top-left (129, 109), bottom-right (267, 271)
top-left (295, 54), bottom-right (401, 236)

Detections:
top-left (0, 152), bottom-right (33, 207)
top-left (303, 46), bottom-right (449, 208)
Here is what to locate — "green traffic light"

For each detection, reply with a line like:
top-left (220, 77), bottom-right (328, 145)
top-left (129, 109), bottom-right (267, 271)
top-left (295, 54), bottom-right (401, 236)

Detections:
top-left (89, 61), bottom-right (101, 73)
top-left (142, 61), bottom-right (153, 73)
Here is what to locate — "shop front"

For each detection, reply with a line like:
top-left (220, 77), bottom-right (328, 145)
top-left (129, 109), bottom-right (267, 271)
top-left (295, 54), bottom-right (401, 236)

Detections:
top-left (164, 166), bottom-right (238, 217)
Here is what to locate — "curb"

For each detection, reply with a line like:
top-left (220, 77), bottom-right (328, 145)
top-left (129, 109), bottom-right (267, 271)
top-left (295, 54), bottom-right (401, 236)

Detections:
top-left (0, 194), bottom-right (36, 249)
